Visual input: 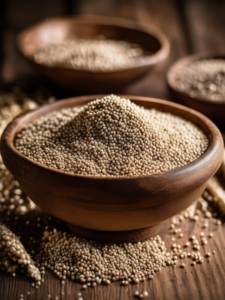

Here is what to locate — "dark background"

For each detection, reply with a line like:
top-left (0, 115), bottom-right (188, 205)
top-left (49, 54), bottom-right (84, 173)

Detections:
top-left (0, 0), bottom-right (225, 99)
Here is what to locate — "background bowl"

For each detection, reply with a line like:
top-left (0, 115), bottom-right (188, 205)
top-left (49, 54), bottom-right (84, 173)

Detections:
top-left (1, 95), bottom-right (223, 242)
top-left (167, 53), bottom-right (225, 125)
top-left (17, 15), bottom-right (170, 94)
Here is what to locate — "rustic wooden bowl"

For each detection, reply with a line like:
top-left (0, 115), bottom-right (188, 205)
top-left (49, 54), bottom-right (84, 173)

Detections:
top-left (1, 95), bottom-right (224, 243)
top-left (17, 15), bottom-right (170, 94)
top-left (167, 53), bottom-right (225, 125)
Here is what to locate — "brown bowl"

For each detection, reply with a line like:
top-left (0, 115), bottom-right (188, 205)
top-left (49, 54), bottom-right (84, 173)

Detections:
top-left (1, 95), bottom-right (223, 242)
top-left (17, 15), bottom-right (170, 94)
top-left (167, 53), bottom-right (225, 125)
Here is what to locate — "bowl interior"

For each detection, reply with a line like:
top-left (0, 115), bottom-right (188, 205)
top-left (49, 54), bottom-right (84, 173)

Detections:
top-left (17, 15), bottom-right (167, 68)
top-left (7, 95), bottom-right (221, 168)
top-left (167, 53), bottom-right (225, 104)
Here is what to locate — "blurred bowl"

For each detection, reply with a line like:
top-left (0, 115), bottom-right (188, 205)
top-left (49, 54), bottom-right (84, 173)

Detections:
top-left (1, 95), bottom-right (223, 242)
top-left (167, 53), bottom-right (225, 125)
top-left (17, 15), bottom-right (170, 94)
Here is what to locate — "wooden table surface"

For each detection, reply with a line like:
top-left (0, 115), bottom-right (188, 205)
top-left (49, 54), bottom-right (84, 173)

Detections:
top-left (0, 0), bottom-right (225, 299)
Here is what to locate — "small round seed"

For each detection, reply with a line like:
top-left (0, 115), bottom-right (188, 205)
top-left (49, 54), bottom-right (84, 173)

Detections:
top-left (143, 291), bottom-right (149, 297)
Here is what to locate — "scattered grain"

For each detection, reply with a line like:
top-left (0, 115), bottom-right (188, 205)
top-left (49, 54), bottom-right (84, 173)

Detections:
top-left (143, 291), bottom-right (149, 297)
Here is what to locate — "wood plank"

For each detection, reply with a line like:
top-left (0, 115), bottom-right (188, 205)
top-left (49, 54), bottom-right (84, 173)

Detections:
top-left (125, 0), bottom-right (189, 98)
top-left (77, 0), bottom-right (137, 20)
top-left (184, 0), bottom-right (225, 53)
top-left (1, 211), bottom-right (225, 300)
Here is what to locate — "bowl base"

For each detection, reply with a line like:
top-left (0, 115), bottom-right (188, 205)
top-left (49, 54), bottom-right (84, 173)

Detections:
top-left (67, 218), bottom-right (172, 243)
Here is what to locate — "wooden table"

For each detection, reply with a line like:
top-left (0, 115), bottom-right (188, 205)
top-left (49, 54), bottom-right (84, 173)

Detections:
top-left (1, 0), bottom-right (225, 299)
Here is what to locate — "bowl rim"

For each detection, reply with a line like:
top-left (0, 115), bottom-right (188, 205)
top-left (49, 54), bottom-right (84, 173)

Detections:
top-left (167, 52), bottom-right (225, 105)
top-left (1, 95), bottom-right (223, 181)
top-left (17, 14), bottom-right (170, 75)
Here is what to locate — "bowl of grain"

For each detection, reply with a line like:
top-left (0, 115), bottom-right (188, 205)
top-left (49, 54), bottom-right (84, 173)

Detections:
top-left (17, 15), bottom-right (169, 94)
top-left (1, 95), bottom-right (223, 243)
top-left (167, 53), bottom-right (225, 125)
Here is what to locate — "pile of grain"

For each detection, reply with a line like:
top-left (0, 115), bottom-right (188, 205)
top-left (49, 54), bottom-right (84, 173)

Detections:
top-left (15, 95), bottom-right (209, 176)
top-left (175, 58), bottom-right (225, 101)
top-left (34, 39), bottom-right (144, 72)
top-left (35, 231), bottom-right (173, 286)
top-left (0, 222), bottom-right (41, 282)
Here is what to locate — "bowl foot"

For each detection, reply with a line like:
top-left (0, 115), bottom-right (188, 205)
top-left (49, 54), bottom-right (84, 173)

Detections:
top-left (67, 218), bottom-right (172, 243)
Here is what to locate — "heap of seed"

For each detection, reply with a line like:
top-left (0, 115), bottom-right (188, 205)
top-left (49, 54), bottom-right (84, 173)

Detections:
top-left (0, 88), bottom-right (55, 216)
top-left (15, 95), bottom-right (208, 177)
top-left (34, 191), bottom-right (221, 289)
top-left (0, 222), bottom-right (41, 283)
top-left (175, 58), bottom-right (225, 101)
top-left (35, 230), bottom-right (174, 286)
top-left (34, 38), bottom-right (144, 72)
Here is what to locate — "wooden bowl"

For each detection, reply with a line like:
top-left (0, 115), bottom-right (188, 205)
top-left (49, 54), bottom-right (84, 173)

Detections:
top-left (17, 15), bottom-right (170, 94)
top-left (167, 53), bottom-right (225, 125)
top-left (1, 95), bottom-right (223, 243)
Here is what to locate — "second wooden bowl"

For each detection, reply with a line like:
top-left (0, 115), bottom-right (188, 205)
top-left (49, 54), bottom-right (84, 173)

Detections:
top-left (17, 15), bottom-right (170, 94)
top-left (167, 53), bottom-right (225, 125)
top-left (1, 95), bottom-right (223, 242)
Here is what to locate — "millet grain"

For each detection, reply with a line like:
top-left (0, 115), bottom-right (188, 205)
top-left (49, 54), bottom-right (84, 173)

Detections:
top-left (15, 95), bottom-right (209, 177)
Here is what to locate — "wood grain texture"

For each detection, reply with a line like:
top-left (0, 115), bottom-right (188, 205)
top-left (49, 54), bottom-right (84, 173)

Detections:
top-left (123, 0), bottom-right (189, 99)
top-left (67, 218), bottom-right (172, 243)
top-left (184, 0), bottom-right (225, 53)
top-left (1, 96), bottom-right (223, 234)
top-left (167, 53), bottom-right (225, 125)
